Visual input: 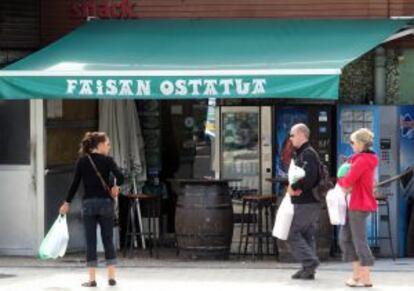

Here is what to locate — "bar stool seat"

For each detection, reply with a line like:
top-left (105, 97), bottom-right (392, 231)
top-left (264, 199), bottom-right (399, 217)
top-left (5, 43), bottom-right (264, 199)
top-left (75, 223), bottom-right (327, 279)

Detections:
top-left (238, 194), bottom-right (277, 260)
top-left (369, 194), bottom-right (395, 260)
top-left (123, 193), bottom-right (161, 258)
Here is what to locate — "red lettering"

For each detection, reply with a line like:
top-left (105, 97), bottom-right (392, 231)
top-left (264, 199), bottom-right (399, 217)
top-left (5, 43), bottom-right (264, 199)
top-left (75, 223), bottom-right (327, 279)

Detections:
top-left (69, 0), bottom-right (139, 19)
top-left (70, 3), bottom-right (83, 18)
top-left (111, 1), bottom-right (122, 18)
top-left (122, 0), bottom-right (136, 18)
top-left (98, 0), bottom-right (111, 19)
top-left (83, 0), bottom-right (97, 17)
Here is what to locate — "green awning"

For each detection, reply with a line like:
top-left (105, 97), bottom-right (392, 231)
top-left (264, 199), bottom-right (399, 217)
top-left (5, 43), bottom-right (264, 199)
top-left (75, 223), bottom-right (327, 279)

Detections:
top-left (0, 19), bottom-right (408, 100)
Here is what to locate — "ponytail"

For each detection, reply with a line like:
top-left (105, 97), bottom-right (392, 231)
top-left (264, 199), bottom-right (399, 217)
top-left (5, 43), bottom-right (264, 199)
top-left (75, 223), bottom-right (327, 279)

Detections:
top-left (79, 132), bottom-right (108, 155)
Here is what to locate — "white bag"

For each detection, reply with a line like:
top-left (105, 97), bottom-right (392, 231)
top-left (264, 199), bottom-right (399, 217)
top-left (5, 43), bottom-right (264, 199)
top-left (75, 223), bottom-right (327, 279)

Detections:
top-left (326, 184), bottom-right (347, 225)
top-left (272, 194), bottom-right (294, 240)
top-left (38, 214), bottom-right (69, 260)
top-left (288, 160), bottom-right (306, 184)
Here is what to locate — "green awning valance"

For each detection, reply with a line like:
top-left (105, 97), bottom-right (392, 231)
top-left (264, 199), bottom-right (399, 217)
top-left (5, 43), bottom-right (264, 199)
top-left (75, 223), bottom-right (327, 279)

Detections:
top-left (0, 19), bottom-right (408, 100)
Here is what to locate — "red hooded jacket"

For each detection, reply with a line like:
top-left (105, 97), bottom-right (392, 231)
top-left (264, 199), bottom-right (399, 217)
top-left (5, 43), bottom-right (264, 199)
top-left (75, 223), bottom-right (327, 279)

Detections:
top-left (337, 151), bottom-right (378, 212)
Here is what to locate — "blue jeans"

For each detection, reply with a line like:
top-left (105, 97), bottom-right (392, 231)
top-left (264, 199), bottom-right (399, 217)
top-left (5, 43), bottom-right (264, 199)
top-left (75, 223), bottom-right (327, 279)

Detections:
top-left (82, 198), bottom-right (117, 267)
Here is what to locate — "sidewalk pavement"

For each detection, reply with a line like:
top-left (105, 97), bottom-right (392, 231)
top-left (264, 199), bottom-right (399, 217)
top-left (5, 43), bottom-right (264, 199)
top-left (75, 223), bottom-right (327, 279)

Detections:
top-left (1, 253), bottom-right (413, 291)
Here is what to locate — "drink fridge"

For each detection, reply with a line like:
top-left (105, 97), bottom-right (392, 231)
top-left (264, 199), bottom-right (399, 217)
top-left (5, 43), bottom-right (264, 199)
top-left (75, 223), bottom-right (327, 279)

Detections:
top-left (213, 106), bottom-right (273, 196)
top-left (274, 105), bottom-right (335, 183)
top-left (273, 105), bottom-right (335, 261)
top-left (337, 105), bottom-right (414, 257)
top-left (212, 106), bottom-right (272, 253)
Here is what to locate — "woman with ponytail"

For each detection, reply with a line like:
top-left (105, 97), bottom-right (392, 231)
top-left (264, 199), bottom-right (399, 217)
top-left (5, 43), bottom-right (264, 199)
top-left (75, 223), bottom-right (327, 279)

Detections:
top-left (59, 132), bottom-right (124, 287)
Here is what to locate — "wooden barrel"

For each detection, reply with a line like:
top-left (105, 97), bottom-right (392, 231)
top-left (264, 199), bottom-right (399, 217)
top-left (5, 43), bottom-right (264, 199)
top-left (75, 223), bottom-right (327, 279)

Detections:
top-left (175, 181), bottom-right (234, 259)
top-left (277, 205), bottom-right (333, 262)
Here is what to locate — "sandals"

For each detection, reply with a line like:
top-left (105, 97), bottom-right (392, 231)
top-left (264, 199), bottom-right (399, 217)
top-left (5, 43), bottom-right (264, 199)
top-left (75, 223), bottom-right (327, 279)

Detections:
top-left (345, 278), bottom-right (373, 288)
top-left (81, 281), bottom-right (97, 287)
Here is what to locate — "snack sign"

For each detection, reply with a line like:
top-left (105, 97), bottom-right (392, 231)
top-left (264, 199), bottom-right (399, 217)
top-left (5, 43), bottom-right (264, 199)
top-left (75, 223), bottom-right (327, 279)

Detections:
top-left (70, 0), bottom-right (139, 19)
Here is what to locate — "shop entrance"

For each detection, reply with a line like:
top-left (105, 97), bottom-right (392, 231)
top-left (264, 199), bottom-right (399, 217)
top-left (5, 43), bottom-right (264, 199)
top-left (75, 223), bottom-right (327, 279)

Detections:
top-left (41, 100), bottom-right (338, 256)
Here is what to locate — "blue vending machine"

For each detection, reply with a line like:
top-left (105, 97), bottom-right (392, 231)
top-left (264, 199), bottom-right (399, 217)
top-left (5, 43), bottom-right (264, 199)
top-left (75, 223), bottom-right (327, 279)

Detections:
top-left (275, 107), bottom-right (309, 179)
top-left (398, 105), bottom-right (414, 257)
top-left (274, 106), bottom-right (334, 194)
top-left (337, 105), bottom-right (380, 251)
top-left (337, 105), bottom-right (414, 257)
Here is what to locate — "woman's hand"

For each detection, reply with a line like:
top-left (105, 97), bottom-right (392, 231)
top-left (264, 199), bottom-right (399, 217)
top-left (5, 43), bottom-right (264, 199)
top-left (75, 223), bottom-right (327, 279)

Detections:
top-left (59, 202), bottom-right (70, 215)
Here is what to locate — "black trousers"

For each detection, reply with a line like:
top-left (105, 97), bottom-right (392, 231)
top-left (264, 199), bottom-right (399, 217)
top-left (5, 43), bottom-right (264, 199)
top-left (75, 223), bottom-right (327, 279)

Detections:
top-left (82, 198), bottom-right (117, 267)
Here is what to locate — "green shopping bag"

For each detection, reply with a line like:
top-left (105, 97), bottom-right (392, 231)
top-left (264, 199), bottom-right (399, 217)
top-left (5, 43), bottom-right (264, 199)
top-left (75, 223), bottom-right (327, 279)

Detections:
top-left (337, 162), bottom-right (351, 178)
top-left (38, 214), bottom-right (69, 260)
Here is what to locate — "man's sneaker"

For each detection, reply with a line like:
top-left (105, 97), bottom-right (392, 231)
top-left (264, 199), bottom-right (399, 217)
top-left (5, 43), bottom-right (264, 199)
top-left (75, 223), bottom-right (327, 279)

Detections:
top-left (298, 270), bottom-right (315, 280)
top-left (291, 269), bottom-right (305, 279)
top-left (291, 269), bottom-right (315, 280)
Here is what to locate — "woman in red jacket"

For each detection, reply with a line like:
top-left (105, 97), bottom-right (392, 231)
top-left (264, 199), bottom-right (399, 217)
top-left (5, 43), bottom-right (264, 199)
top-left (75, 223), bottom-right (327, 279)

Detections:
top-left (337, 128), bottom-right (378, 288)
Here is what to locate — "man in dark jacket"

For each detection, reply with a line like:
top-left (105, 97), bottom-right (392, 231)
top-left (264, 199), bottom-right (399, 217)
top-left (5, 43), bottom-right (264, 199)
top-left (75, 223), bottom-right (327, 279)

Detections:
top-left (287, 123), bottom-right (321, 280)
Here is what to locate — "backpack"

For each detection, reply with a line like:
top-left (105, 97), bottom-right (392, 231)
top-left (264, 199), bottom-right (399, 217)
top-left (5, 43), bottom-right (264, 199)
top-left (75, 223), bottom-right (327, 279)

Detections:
top-left (313, 160), bottom-right (334, 202)
top-left (303, 147), bottom-right (334, 202)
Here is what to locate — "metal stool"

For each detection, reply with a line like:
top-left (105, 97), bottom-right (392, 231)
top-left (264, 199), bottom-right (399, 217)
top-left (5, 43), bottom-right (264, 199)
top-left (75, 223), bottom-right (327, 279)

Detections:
top-left (370, 196), bottom-right (396, 260)
top-left (238, 195), bottom-right (277, 260)
top-left (123, 193), bottom-right (161, 258)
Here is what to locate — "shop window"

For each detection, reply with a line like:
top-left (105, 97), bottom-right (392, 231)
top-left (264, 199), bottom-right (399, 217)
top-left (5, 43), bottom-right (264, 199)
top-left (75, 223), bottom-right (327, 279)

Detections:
top-left (0, 100), bottom-right (30, 164)
top-left (46, 100), bottom-right (98, 167)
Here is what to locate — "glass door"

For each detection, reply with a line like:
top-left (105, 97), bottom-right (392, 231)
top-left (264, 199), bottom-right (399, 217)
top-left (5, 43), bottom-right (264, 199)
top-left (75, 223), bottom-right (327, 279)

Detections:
top-left (220, 107), bottom-right (260, 196)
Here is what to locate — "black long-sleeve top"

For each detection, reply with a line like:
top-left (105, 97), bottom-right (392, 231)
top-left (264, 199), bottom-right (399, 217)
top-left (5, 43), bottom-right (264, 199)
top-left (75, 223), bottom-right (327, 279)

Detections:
top-left (290, 142), bottom-right (320, 204)
top-left (65, 153), bottom-right (124, 203)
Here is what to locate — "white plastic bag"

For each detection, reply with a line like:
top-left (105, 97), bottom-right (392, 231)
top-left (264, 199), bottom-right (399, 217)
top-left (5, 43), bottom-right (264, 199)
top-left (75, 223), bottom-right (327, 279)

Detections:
top-left (288, 160), bottom-right (306, 184)
top-left (38, 214), bottom-right (69, 260)
top-left (272, 194), bottom-right (294, 240)
top-left (326, 184), bottom-right (347, 225)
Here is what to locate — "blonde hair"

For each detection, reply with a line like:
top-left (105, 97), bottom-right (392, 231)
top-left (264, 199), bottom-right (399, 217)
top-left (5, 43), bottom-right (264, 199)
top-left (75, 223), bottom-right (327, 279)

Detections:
top-left (350, 128), bottom-right (374, 149)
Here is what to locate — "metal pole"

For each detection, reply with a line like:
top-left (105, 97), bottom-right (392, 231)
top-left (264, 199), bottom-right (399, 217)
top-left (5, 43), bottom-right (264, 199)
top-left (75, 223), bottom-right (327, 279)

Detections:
top-left (375, 167), bottom-right (414, 188)
top-left (133, 175), bottom-right (146, 249)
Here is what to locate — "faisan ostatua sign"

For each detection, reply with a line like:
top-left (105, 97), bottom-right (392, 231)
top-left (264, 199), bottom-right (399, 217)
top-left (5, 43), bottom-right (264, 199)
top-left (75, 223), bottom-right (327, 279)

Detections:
top-left (0, 74), bottom-right (340, 99)
top-left (66, 78), bottom-right (267, 98)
